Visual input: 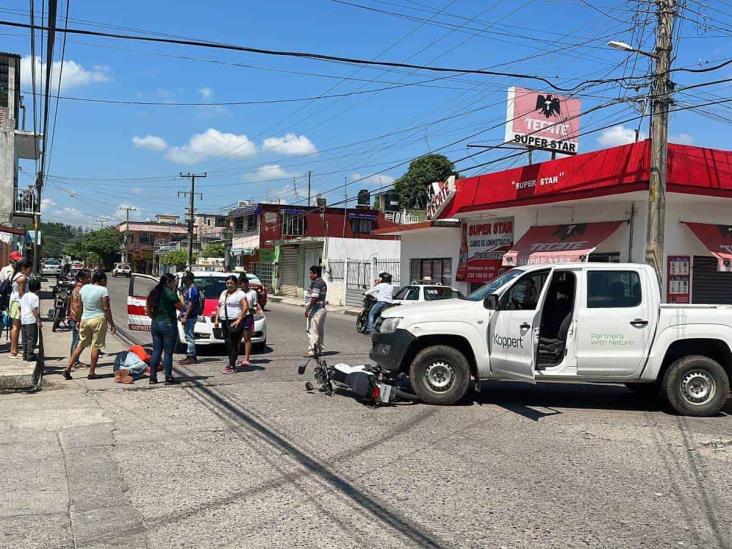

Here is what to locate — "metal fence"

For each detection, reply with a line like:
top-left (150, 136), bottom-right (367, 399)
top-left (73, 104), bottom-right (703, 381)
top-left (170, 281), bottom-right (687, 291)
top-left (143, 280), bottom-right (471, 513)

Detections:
top-left (344, 258), bottom-right (401, 308)
top-left (249, 262), bottom-right (274, 291)
top-left (327, 260), bottom-right (345, 281)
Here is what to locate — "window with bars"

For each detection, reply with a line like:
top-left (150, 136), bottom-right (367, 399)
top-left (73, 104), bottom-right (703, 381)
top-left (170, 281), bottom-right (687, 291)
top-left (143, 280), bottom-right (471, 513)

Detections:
top-left (283, 213), bottom-right (305, 236)
top-left (138, 232), bottom-right (154, 245)
top-left (234, 217), bottom-right (244, 232)
top-left (246, 214), bottom-right (258, 232)
top-left (410, 258), bottom-right (452, 286)
top-left (350, 218), bottom-right (373, 234)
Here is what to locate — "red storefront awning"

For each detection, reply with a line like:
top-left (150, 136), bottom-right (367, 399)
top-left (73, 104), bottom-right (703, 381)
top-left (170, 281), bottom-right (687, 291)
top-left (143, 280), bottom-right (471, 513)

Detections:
top-left (684, 222), bottom-right (732, 272)
top-left (502, 221), bottom-right (624, 267)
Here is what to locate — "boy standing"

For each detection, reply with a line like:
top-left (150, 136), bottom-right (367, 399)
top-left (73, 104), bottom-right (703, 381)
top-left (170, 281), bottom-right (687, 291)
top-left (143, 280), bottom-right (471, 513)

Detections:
top-left (179, 272), bottom-right (199, 365)
top-left (20, 278), bottom-right (42, 362)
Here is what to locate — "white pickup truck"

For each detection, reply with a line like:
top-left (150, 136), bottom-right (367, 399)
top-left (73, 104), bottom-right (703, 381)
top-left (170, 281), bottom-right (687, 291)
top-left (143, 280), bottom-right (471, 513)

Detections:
top-left (370, 263), bottom-right (732, 416)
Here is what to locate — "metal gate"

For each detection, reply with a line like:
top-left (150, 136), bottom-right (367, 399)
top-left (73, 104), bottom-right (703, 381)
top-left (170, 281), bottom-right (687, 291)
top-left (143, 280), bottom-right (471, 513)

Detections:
top-left (344, 258), bottom-right (401, 308)
top-left (250, 262), bottom-right (274, 291)
top-left (345, 260), bottom-right (371, 308)
top-left (280, 245), bottom-right (300, 298)
top-left (692, 256), bottom-right (732, 304)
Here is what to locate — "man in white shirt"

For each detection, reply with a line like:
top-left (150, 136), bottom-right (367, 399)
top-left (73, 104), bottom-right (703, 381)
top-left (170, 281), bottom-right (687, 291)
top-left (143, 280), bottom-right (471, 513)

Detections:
top-left (0, 251), bottom-right (22, 283)
top-left (365, 272), bottom-right (394, 335)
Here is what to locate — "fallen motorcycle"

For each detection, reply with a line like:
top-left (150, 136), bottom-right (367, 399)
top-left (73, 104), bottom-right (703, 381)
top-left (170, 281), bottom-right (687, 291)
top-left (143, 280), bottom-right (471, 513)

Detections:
top-left (298, 358), bottom-right (419, 406)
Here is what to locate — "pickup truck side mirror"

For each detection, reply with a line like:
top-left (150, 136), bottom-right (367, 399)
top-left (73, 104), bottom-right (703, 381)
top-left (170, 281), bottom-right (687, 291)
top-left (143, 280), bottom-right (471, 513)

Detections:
top-left (483, 294), bottom-right (499, 310)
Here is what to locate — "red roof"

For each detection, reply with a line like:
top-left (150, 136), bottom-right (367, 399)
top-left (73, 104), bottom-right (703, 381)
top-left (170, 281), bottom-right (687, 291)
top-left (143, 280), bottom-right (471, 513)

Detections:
top-left (441, 140), bottom-right (732, 218)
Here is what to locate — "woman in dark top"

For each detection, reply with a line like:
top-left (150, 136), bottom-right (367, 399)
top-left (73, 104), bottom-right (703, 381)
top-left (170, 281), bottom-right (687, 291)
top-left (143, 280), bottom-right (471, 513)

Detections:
top-left (146, 273), bottom-right (184, 385)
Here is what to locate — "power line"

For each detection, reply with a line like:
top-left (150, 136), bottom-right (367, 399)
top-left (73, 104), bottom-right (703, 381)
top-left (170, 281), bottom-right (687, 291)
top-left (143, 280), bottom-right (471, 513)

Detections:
top-left (0, 18), bottom-right (645, 92)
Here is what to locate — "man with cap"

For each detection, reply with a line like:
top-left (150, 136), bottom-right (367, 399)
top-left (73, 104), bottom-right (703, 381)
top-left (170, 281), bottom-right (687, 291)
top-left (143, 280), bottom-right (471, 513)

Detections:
top-left (0, 251), bottom-right (23, 284)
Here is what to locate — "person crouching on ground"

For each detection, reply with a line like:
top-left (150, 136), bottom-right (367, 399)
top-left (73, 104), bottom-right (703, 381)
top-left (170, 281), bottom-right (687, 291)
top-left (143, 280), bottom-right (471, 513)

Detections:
top-left (237, 274), bottom-right (260, 368)
top-left (214, 275), bottom-right (247, 374)
top-left (20, 278), bottom-right (42, 362)
top-left (179, 271), bottom-right (200, 365)
top-left (146, 273), bottom-right (184, 385)
top-left (63, 270), bottom-right (116, 380)
top-left (67, 269), bottom-right (90, 370)
top-left (304, 265), bottom-right (327, 358)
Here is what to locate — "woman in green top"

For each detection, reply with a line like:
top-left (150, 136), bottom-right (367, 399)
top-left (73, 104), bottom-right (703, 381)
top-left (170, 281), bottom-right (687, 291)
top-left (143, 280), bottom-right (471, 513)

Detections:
top-left (146, 273), bottom-right (184, 385)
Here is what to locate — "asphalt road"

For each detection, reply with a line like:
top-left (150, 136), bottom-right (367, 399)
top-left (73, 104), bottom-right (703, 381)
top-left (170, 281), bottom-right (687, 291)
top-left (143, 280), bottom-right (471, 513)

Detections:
top-left (1, 276), bottom-right (730, 547)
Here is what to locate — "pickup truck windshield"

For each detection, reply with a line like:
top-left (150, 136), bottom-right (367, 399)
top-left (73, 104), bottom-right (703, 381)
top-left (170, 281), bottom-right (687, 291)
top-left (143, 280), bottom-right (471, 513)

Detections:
top-left (465, 269), bottom-right (524, 301)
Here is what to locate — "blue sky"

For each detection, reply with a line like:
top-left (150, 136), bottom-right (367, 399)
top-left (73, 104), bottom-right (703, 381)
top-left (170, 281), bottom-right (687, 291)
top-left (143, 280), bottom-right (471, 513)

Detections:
top-left (3, 0), bottom-right (732, 226)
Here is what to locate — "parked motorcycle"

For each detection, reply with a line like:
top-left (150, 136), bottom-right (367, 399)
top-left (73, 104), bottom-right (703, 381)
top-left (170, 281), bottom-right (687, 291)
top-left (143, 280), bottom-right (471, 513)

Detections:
top-left (50, 280), bottom-right (73, 332)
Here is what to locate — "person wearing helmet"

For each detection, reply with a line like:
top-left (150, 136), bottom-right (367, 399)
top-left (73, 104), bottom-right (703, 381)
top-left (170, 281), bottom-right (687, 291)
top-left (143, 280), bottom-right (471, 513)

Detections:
top-left (365, 272), bottom-right (394, 335)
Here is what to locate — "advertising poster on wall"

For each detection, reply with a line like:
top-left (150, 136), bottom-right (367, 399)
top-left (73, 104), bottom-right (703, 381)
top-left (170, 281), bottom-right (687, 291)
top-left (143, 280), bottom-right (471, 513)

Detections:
top-left (456, 218), bottom-right (514, 283)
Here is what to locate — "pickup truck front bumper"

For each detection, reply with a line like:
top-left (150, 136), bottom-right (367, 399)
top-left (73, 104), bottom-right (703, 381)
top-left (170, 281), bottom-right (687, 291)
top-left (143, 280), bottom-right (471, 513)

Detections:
top-left (369, 329), bottom-right (415, 373)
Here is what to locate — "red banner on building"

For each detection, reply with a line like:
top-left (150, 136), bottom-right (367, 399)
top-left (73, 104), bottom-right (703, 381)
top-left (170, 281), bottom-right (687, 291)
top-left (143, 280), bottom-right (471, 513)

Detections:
top-left (456, 218), bottom-right (514, 283)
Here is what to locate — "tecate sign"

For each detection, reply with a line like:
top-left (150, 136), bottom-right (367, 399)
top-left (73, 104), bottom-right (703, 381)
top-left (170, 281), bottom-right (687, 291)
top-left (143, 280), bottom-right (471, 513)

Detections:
top-left (505, 87), bottom-right (581, 155)
top-left (426, 175), bottom-right (456, 220)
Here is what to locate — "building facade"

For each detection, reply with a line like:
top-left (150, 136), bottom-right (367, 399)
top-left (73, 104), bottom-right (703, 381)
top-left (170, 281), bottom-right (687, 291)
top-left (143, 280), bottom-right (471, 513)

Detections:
top-left (377, 140), bottom-right (732, 304)
top-left (117, 220), bottom-right (188, 274)
top-left (229, 202), bottom-right (401, 302)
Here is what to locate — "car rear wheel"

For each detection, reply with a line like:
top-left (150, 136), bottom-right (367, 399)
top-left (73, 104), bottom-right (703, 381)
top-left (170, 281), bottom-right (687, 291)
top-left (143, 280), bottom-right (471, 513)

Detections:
top-left (662, 355), bottom-right (730, 416)
top-left (409, 345), bottom-right (470, 405)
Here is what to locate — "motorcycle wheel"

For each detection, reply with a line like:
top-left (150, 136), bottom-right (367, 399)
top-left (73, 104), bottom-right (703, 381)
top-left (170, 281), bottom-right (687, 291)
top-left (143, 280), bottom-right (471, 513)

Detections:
top-left (52, 307), bottom-right (63, 332)
top-left (356, 312), bottom-right (367, 333)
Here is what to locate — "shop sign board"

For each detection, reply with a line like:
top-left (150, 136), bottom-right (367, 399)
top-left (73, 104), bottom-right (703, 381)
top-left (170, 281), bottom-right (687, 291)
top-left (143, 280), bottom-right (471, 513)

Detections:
top-left (667, 255), bottom-right (690, 303)
top-left (456, 217), bottom-right (514, 283)
top-left (426, 175), bottom-right (456, 220)
top-left (505, 86), bottom-right (581, 155)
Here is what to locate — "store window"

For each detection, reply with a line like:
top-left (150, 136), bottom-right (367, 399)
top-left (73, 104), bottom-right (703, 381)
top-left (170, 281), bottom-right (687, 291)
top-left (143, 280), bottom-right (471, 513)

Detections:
top-left (410, 258), bottom-right (452, 286)
top-left (587, 271), bottom-right (641, 308)
top-left (283, 213), bottom-right (305, 236)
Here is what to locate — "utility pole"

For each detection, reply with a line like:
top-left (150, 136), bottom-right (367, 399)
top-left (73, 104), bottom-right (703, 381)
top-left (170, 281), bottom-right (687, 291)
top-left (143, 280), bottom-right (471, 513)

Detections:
top-left (307, 171), bottom-right (312, 206)
top-left (179, 172), bottom-right (206, 269)
top-left (645, 0), bottom-right (675, 285)
top-left (122, 207), bottom-right (137, 264)
top-left (342, 176), bottom-right (348, 237)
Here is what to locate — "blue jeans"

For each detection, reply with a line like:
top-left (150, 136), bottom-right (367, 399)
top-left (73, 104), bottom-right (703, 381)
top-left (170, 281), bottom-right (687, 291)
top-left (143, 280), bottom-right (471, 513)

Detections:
top-left (184, 317), bottom-right (197, 357)
top-left (367, 301), bottom-right (388, 334)
top-left (69, 319), bottom-right (80, 363)
top-left (150, 319), bottom-right (177, 380)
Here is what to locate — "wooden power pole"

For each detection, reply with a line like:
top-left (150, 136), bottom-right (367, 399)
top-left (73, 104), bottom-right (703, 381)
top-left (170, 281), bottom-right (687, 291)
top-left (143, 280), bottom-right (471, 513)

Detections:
top-left (645, 0), bottom-right (675, 284)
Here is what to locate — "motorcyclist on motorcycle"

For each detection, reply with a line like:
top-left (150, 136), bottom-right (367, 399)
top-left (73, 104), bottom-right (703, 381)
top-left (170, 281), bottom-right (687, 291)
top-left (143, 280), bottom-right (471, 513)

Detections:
top-left (365, 272), bottom-right (394, 335)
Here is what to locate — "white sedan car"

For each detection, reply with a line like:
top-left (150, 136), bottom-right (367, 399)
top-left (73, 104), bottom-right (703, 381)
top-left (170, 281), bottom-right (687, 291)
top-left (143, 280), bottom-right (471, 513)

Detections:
top-left (127, 272), bottom-right (267, 352)
top-left (391, 283), bottom-right (463, 304)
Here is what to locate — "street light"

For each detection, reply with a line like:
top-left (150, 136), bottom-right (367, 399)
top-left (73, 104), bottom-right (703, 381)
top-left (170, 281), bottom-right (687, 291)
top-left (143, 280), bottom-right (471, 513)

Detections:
top-left (607, 40), bottom-right (658, 59)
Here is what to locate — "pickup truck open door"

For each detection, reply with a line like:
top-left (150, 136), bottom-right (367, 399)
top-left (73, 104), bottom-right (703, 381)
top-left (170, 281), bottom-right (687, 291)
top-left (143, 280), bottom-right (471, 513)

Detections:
top-left (488, 269), bottom-right (551, 382)
top-left (127, 273), bottom-right (158, 332)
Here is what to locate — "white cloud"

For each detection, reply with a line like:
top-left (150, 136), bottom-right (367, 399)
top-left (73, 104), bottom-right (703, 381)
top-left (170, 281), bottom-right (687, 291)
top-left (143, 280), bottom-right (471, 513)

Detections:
top-left (21, 55), bottom-right (111, 91)
top-left (199, 87), bottom-right (213, 100)
top-left (350, 172), bottom-right (395, 186)
top-left (596, 124), bottom-right (647, 147)
top-left (132, 135), bottom-right (168, 152)
top-left (165, 128), bottom-right (256, 164)
top-left (262, 133), bottom-right (317, 156)
top-left (131, 187), bottom-right (144, 194)
top-left (40, 198), bottom-right (56, 212)
top-left (243, 164), bottom-right (296, 183)
top-left (671, 132), bottom-right (694, 145)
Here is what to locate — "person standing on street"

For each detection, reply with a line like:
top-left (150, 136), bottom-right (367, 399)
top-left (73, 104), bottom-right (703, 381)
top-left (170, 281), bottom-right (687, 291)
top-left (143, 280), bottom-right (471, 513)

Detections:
top-left (8, 259), bottom-right (32, 359)
top-left (365, 272), bottom-right (394, 335)
top-left (237, 274), bottom-right (259, 368)
top-left (214, 275), bottom-right (248, 374)
top-left (66, 269), bottom-right (90, 369)
top-left (20, 278), bottom-right (42, 362)
top-left (0, 250), bottom-right (22, 284)
top-left (179, 272), bottom-right (200, 365)
top-left (146, 273), bottom-right (184, 385)
top-left (63, 270), bottom-right (116, 380)
top-left (304, 265), bottom-right (327, 358)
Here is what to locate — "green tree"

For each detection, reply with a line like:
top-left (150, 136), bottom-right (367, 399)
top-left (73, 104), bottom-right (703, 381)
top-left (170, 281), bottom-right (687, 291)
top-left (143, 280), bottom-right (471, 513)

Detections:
top-left (61, 228), bottom-right (122, 269)
top-left (393, 154), bottom-right (458, 209)
top-left (201, 243), bottom-right (224, 258)
top-left (40, 222), bottom-right (79, 258)
top-left (161, 249), bottom-right (190, 269)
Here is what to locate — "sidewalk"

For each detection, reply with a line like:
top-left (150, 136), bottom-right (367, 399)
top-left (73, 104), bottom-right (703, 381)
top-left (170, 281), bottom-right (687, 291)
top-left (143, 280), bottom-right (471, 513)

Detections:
top-left (268, 295), bottom-right (361, 316)
top-left (0, 287), bottom-right (127, 391)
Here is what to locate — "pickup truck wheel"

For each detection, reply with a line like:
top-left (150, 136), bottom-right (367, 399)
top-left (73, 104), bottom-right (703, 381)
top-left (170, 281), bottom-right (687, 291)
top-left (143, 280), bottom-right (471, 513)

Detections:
top-left (662, 355), bottom-right (730, 417)
top-left (409, 345), bottom-right (470, 405)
